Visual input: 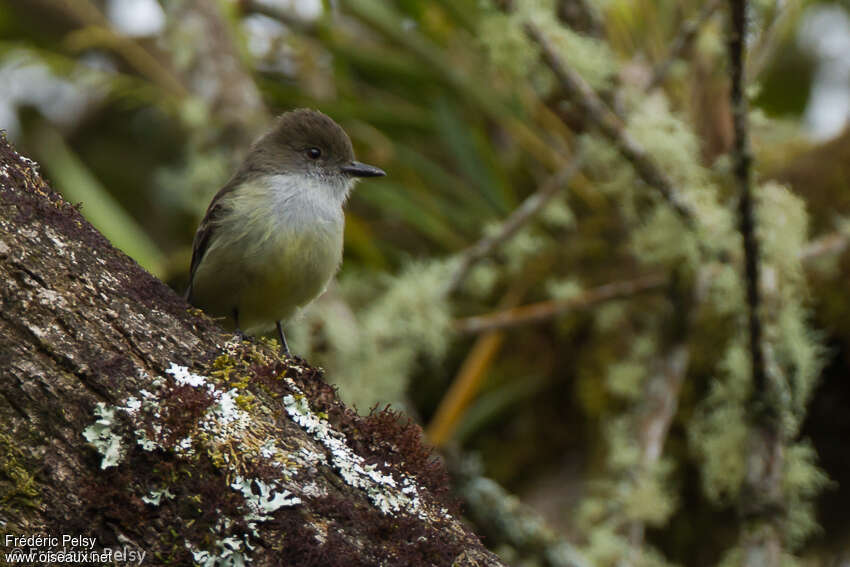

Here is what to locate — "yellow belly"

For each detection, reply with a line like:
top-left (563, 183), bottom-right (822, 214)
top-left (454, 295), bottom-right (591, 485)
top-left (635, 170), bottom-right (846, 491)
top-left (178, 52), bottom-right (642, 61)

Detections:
top-left (191, 224), bottom-right (343, 333)
top-left (238, 228), bottom-right (343, 331)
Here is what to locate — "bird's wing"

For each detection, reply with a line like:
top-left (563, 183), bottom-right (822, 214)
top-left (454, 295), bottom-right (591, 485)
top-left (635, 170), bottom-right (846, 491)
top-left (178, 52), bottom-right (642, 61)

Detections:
top-left (185, 178), bottom-right (241, 302)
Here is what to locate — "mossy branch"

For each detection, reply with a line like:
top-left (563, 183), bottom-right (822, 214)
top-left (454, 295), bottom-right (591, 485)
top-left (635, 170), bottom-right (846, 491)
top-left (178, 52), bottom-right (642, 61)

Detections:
top-left (728, 0), bottom-right (769, 425)
top-left (729, 1), bottom-right (785, 564)
top-left (522, 21), bottom-right (699, 228)
top-left (454, 273), bottom-right (666, 334)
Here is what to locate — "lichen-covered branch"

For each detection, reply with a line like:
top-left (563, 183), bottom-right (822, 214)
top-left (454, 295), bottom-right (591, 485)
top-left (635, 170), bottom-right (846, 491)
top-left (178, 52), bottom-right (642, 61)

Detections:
top-left (0, 136), bottom-right (506, 567)
top-left (622, 342), bottom-right (690, 565)
top-left (729, 0), bottom-right (767, 421)
top-left (728, 1), bottom-right (784, 565)
top-left (522, 21), bottom-right (699, 228)
top-left (799, 230), bottom-right (850, 262)
top-left (454, 273), bottom-right (666, 334)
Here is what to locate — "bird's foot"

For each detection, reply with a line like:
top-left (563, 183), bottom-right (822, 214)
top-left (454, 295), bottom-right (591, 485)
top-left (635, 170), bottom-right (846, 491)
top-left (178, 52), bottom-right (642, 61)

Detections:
top-left (276, 321), bottom-right (291, 357)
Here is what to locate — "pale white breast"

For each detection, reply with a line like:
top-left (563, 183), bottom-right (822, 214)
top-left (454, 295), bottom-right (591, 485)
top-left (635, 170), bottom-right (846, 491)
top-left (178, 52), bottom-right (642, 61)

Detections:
top-left (217, 173), bottom-right (349, 252)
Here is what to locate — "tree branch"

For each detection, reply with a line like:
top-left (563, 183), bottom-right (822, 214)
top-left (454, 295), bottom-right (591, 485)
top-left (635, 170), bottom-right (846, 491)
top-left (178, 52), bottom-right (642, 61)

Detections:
top-left (622, 342), bottom-right (690, 563)
top-left (799, 230), bottom-right (850, 262)
top-left (523, 21), bottom-right (699, 228)
top-left (0, 136), bottom-right (506, 567)
top-left (728, 0), bottom-right (768, 422)
top-left (729, 2), bottom-right (784, 565)
top-left (454, 273), bottom-right (666, 334)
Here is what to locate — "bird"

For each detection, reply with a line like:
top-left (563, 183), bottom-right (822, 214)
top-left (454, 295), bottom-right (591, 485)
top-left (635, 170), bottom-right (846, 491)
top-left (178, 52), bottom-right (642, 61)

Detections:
top-left (186, 109), bottom-right (385, 354)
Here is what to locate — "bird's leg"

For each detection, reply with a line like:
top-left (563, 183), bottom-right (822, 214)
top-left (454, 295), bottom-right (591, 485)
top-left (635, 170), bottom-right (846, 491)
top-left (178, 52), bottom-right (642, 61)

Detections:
top-left (276, 321), bottom-right (290, 356)
top-left (233, 308), bottom-right (249, 341)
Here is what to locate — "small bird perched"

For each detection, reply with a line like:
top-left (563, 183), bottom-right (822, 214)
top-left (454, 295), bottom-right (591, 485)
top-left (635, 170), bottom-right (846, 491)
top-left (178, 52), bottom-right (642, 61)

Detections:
top-left (186, 109), bottom-right (385, 354)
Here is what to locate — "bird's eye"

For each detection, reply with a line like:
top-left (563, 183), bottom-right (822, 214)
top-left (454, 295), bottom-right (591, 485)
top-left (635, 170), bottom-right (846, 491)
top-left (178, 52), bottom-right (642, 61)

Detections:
top-left (306, 147), bottom-right (322, 159)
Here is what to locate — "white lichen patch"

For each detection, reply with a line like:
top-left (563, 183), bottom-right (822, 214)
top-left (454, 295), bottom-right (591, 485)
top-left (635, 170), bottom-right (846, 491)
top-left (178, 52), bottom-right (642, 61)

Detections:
top-left (44, 226), bottom-right (67, 250)
top-left (300, 481), bottom-right (326, 498)
top-left (231, 475), bottom-right (301, 522)
top-left (17, 154), bottom-right (39, 170)
top-left (298, 446), bottom-right (326, 466)
top-left (83, 362), bottom-right (311, 566)
top-left (141, 487), bottom-right (175, 505)
top-left (121, 383), bottom-right (166, 451)
top-left (36, 287), bottom-right (70, 309)
top-left (187, 529), bottom-right (252, 567)
top-left (282, 381), bottom-right (430, 519)
top-left (155, 363), bottom-right (253, 452)
top-left (82, 403), bottom-right (126, 469)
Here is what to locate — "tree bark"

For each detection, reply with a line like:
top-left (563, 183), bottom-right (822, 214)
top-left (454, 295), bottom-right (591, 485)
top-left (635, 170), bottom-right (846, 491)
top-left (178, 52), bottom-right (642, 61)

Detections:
top-left (0, 135), bottom-right (506, 567)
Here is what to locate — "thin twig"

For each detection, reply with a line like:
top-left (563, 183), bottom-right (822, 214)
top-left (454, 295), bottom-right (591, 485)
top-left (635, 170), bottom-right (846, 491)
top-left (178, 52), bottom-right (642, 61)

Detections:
top-left (799, 230), bottom-right (850, 262)
top-left (645, 0), bottom-right (723, 92)
top-left (730, 1), bottom-right (784, 564)
top-left (445, 156), bottom-right (583, 295)
top-left (454, 273), bottom-right (666, 334)
top-left (523, 22), bottom-right (698, 228)
top-left (747, 1), bottom-right (798, 80)
top-left (623, 342), bottom-right (690, 565)
top-left (728, 0), bottom-right (768, 420)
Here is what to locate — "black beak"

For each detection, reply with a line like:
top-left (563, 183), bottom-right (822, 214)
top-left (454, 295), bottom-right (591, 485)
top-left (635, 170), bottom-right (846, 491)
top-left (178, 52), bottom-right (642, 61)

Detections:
top-left (341, 161), bottom-right (386, 178)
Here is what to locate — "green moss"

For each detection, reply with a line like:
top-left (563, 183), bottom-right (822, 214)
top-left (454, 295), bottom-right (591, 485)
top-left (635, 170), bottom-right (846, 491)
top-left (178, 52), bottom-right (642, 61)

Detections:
top-left (0, 432), bottom-right (40, 511)
top-left (689, 342), bottom-right (751, 502)
top-left (757, 182), bottom-right (808, 283)
top-left (500, 225), bottom-right (547, 275)
top-left (782, 442), bottom-right (831, 547)
top-left (580, 134), bottom-right (637, 208)
top-left (622, 462), bottom-right (677, 526)
top-left (630, 206), bottom-right (697, 266)
top-left (464, 260), bottom-right (500, 299)
top-left (531, 13), bottom-right (618, 92)
top-left (606, 359), bottom-right (648, 401)
top-left (478, 11), bottom-right (538, 80)
top-left (544, 277), bottom-right (582, 301)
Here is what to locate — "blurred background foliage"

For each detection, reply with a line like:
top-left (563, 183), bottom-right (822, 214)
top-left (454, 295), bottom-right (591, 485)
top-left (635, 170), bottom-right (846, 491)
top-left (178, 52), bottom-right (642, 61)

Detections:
top-left (2, 0), bottom-right (850, 565)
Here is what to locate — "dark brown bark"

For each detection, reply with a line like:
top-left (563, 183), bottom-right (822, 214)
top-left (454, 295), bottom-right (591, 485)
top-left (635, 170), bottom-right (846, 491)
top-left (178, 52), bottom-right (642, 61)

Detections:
top-left (0, 135), bottom-right (505, 567)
